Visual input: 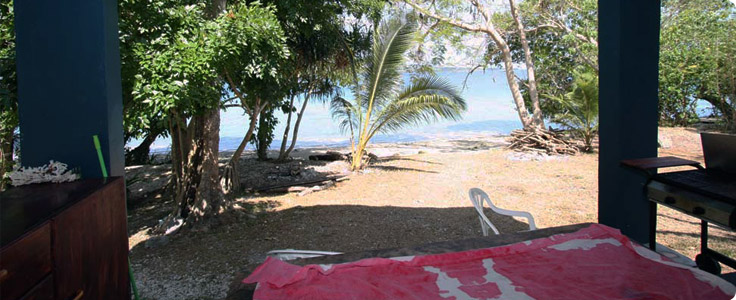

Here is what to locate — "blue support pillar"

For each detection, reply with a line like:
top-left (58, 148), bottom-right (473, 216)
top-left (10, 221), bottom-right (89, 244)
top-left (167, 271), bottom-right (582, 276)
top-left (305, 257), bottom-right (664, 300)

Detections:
top-left (14, 0), bottom-right (124, 178)
top-left (598, 0), bottom-right (661, 244)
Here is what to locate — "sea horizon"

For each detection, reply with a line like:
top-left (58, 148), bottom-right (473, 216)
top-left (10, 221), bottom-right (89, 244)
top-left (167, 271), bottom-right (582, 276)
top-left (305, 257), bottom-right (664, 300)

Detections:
top-left (133, 67), bottom-right (527, 153)
top-left (128, 66), bottom-right (716, 154)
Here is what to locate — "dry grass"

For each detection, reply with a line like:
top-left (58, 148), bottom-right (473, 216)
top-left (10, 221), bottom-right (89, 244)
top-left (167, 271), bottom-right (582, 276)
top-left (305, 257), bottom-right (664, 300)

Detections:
top-left (127, 127), bottom-right (735, 300)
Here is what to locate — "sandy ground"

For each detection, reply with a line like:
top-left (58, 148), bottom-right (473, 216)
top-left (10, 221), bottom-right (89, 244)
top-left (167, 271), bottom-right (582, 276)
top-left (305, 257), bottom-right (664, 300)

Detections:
top-left (126, 127), bottom-right (735, 300)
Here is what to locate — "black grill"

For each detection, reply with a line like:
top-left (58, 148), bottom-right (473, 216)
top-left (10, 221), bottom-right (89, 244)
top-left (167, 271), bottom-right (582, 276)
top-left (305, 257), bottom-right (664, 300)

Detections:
top-left (654, 170), bottom-right (736, 206)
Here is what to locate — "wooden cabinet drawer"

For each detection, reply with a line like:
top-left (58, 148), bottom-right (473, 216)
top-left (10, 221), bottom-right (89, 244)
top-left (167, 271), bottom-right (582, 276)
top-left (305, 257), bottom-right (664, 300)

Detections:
top-left (19, 275), bottom-right (54, 300)
top-left (53, 178), bottom-right (129, 300)
top-left (0, 223), bottom-right (52, 300)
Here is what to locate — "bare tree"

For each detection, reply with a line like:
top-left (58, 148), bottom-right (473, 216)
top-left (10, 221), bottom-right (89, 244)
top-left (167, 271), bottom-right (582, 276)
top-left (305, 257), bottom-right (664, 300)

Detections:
top-left (404, 0), bottom-right (545, 129)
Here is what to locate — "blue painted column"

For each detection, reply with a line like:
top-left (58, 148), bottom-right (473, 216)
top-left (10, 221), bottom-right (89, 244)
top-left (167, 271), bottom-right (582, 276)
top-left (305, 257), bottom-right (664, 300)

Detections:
top-left (14, 0), bottom-right (124, 178)
top-left (598, 1), bottom-right (661, 244)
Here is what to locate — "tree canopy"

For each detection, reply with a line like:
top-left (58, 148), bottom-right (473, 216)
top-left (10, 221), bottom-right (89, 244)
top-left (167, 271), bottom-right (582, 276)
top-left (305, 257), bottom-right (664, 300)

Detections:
top-left (659, 0), bottom-right (736, 127)
top-left (119, 0), bottom-right (289, 143)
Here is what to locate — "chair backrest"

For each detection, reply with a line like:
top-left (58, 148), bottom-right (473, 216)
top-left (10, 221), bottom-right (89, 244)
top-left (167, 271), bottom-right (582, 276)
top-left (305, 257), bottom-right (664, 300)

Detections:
top-left (469, 188), bottom-right (501, 235)
top-left (468, 188), bottom-right (537, 236)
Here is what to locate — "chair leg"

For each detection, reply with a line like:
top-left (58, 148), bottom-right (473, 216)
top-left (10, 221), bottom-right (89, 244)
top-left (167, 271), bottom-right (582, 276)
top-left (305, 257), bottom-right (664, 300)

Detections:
top-left (479, 217), bottom-right (488, 236)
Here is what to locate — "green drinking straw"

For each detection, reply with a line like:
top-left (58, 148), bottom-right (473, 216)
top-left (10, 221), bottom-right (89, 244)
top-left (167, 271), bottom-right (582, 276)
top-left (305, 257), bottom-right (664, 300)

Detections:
top-left (93, 135), bottom-right (140, 300)
top-left (92, 135), bottom-right (108, 178)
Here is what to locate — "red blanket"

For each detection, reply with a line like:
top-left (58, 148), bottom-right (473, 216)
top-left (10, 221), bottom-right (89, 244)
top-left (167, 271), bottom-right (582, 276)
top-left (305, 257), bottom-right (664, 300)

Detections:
top-left (244, 224), bottom-right (736, 299)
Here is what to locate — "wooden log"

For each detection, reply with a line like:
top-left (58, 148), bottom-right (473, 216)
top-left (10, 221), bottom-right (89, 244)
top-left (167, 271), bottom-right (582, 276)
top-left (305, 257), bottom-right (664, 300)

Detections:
top-left (308, 151), bottom-right (347, 161)
top-left (297, 188), bottom-right (314, 197)
top-left (256, 176), bottom-right (348, 192)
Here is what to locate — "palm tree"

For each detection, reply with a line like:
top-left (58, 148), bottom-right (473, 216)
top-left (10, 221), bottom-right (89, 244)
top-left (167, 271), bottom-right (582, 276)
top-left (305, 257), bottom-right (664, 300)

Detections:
top-left (549, 71), bottom-right (599, 152)
top-left (330, 18), bottom-right (467, 170)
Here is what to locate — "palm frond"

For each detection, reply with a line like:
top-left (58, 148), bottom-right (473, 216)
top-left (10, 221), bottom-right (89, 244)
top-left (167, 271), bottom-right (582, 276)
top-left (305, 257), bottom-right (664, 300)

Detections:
top-left (548, 71), bottom-right (599, 151)
top-left (360, 19), bottom-right (416, 113)
top-left (330, 96), bottom-right (360, 136)
top-left (328, 16), bottom-right (468, 168)
top-left (367, 76), bottom-right (466, 138)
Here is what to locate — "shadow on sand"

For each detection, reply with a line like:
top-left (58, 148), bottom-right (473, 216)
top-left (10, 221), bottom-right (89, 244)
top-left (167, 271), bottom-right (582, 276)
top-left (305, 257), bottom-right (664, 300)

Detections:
top-left (128, 204), bottom-right (533, 298)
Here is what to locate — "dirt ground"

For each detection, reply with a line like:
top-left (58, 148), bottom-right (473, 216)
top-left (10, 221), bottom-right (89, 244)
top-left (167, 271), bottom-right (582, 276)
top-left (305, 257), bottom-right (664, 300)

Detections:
top-left (126, 127), bottom-right (735, 300)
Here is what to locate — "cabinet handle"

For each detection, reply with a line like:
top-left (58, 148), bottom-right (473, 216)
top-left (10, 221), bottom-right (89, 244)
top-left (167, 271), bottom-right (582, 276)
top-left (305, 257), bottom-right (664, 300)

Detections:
top-left (72, 290), bottom-right (84, 300)
top-left (0, 269), bottom-right (8, 283)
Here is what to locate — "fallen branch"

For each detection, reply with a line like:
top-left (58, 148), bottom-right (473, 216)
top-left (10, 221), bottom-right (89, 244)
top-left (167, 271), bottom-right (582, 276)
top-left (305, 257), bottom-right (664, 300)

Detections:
top-left (256, 175), bottom-right (348, 192)
top-left (507, 128), bottom-right (579, 155)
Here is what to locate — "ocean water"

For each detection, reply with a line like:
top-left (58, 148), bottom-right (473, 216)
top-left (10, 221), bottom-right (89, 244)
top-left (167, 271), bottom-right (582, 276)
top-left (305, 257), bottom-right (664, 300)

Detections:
top-left (138, 67), bottom-right (526, 153)
top-left (130, 66), bottom-right (718, 153)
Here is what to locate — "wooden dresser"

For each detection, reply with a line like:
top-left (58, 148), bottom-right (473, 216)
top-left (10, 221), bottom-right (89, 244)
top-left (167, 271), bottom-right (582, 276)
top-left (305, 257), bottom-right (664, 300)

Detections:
top-left (0, 177), bottom-right (129, 300)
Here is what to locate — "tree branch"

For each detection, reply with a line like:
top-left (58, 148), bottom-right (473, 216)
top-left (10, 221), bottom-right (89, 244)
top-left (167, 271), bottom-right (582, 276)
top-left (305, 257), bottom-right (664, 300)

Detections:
top-left (514, 74), bottom-right (529, 88)
top-left (404, 0), bottom-right (486, 33)
top-left (419, 20), bottom-right (441, 41)
top-left (469, 0), bottom-right (493, 24)
top-left (570, 42), bottom-right (599, 73)
top-left (547, 15), bottom-right (598, 47)
top-left (524, 24), bottom-right (557, 34)
top-left (223, 68), bottom-right (253, 116)
top-left (222, 96), bottom-right (239, 103)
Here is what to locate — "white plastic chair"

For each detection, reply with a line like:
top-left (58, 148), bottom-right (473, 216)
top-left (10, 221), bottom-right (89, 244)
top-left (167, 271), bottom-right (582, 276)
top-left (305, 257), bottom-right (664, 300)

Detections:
top-left (266, 249), bottom-right (343, 261)
top-left (468, 188), bottom-right (537, 236)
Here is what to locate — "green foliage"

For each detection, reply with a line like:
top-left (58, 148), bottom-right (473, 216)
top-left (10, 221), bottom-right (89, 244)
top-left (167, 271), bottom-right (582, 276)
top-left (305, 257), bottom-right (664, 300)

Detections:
top-left (220, 2), bottom-right (289, 106)
top-left (502, 0), bottom-right (735, 130)
top-left (119, 0), bottom-right (289, 143)
top-left (0, 1), bottom-right (17, 188)
top-left (504, 0), bottom-right (598, 118)
top-left (266, 0), bottom-right (385, 160)
top-left (404, 0), bottom-right (598, 124)
top-left (549, 71), bottom-right (599, 152)
top-left (120, 0), bottom-right (192, 141)
top-left (331, 18), bottom-right (467, 169)
top-left (659, 0), bottom-right (736, 127)
top-left (0, 0), bottom-right (17, 137)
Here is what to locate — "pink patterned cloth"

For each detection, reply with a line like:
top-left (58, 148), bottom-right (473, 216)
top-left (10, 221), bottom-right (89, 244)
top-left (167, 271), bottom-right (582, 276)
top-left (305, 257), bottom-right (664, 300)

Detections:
top-left (244, 224), bottom-right (736, 299)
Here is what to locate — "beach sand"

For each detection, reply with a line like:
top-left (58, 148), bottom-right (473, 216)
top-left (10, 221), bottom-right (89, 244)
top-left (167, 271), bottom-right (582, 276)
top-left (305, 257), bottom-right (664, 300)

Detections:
top-left (125, 127), bottom-right (735, 300)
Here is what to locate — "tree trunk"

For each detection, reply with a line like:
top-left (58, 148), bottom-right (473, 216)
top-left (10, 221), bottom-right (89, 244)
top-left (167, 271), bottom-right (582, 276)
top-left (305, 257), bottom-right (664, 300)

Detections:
top-left (221, 101), bottom-right (261, 192)
top-left (183, 109), bottom-right (225, 225)
top-left (232, 112), bottom-right (258, 167)
top-left (493, 34), bottom-right (534, 129)
top-left (159, 108), bottom-right (225, 232)
top-left (509, 0), bottom-right (545, 129)
top-left (351, 142), bottom-right (366, 171)
top-left (156, 0), bottom-right (227, 232)
top-left (403, 0), bottom-right (537, 130)
top-left (207, 0), bottom-right (226, 18)
top-left (282, 92), bottom-right (311, 159)
top-left (699, 93), bottom-right (735, 125)
top-left (125, 127), bottom-right (163, 166)
top-left (0, 129), bottom-right (14, 191)
top-left (169, 112), bottom-right (186, 186)
top-left (256, 108), bottom-right (270, 160)
top-left (277, 95), bottom-right (295, 160)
